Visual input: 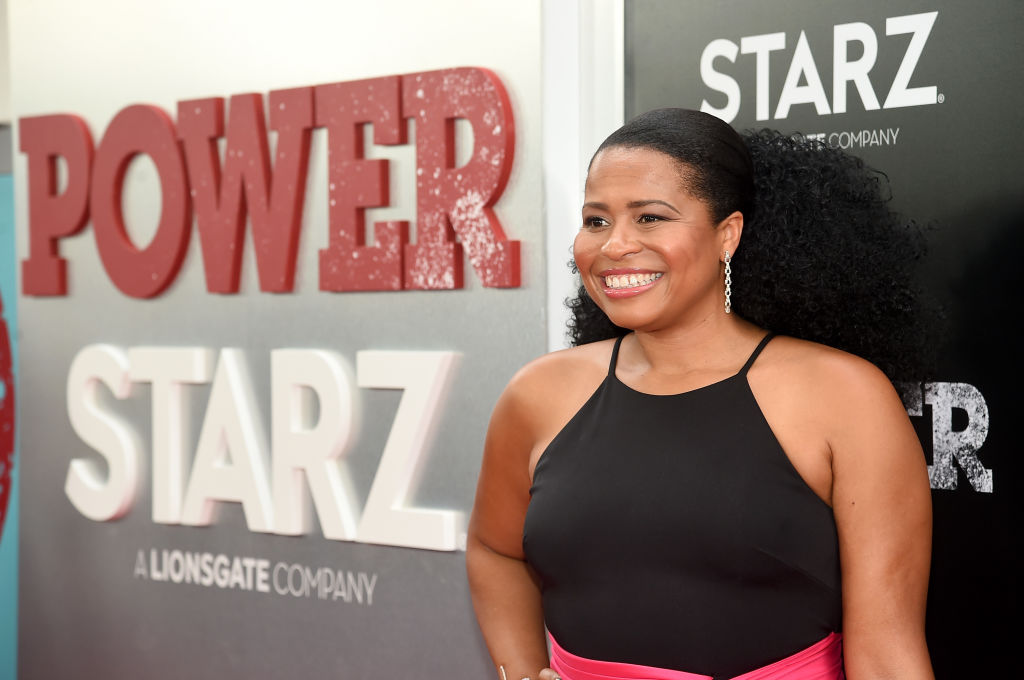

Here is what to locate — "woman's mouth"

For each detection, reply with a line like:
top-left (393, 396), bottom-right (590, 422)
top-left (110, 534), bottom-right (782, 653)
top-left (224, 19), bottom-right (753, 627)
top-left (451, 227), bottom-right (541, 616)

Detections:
top-left (600, 271), bottom-right (663, 297)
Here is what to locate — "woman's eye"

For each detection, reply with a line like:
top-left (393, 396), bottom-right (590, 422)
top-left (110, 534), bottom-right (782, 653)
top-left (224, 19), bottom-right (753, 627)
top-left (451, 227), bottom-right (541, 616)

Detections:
top-left (583, 216), bottom-right (610, 228)
top-left (638, 213), bottom-right (665, 224)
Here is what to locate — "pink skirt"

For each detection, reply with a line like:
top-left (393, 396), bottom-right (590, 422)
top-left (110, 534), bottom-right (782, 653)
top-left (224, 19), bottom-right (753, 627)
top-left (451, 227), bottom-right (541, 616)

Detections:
top-left (548, 632), bottom-right (844, 680)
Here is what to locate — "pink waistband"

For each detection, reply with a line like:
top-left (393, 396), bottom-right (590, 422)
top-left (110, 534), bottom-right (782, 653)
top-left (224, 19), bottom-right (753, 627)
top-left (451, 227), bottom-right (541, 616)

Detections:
top-left (548, 632), bottom-right (844, 680)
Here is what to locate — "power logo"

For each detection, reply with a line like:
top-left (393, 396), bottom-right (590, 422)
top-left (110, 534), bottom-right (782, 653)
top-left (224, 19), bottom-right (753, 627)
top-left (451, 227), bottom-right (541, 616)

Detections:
top-left (19, 67), bottom-right (519, 297)
top-left (700, 11), bottom-right (939, 123)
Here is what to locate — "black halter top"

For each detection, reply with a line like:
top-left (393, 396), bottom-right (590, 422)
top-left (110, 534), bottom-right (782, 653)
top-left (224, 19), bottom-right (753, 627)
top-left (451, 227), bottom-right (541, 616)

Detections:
top-left (522, 334), bottom-right (841, 679)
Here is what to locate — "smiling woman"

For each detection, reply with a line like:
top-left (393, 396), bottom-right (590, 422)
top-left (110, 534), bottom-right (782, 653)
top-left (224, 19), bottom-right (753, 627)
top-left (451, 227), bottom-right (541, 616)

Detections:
top-left (574, 146), bottom-right (741, 332)
top-left (567, 114), bottom-right (938, 382)
top-left (467, 108), bottom-right (936, 680)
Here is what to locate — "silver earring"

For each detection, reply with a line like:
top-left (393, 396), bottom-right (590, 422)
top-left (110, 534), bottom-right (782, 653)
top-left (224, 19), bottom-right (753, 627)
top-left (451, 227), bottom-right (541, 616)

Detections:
top-left (723, 251), bottom-right (732, 314)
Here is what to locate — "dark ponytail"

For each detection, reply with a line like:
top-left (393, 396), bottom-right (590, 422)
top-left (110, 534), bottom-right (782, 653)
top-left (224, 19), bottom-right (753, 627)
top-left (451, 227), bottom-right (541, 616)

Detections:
top-left (566, 109), bottom-right (940, 381)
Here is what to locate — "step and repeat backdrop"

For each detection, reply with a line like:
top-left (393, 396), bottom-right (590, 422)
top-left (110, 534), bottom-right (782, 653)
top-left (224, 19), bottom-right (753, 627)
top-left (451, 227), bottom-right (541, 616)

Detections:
top-left (7, 0), bottom-right (1020, 677)
top-left (10, 1), bottom-right (545, 677)
top-left (624, 0), bottom-right (1021, 675)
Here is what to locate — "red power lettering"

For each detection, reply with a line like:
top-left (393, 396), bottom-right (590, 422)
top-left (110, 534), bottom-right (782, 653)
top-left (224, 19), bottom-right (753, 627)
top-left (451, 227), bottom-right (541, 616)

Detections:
top-left (19, 114), bottom-right (94, 295)
top-left (316, 76), bottom-right (408, 291)
top-left (402, 67), bottom-right (518, 289)
top-left (178, 88), bottom-right (314, 293)
top-left (90, 105), bottom-right (191, 298)
top-left (20, 68), bottom-right (521, 298)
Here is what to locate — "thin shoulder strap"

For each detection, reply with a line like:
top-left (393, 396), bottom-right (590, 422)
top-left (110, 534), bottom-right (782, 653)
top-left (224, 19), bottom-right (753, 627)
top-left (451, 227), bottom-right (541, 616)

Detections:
top-left (608, 334), bottom-right (626, 376)
top-left (738, 333), bottom-right (775, 376)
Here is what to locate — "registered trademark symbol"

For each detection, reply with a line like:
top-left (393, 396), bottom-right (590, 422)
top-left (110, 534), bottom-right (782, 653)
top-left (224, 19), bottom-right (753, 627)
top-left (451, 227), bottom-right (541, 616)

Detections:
top-left (937, 93), bottom-right (945, 103)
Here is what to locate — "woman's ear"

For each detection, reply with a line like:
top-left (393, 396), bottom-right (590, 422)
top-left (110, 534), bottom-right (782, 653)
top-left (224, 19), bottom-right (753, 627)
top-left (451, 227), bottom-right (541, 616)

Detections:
top-left (719, 210), bottom-right (744, 257)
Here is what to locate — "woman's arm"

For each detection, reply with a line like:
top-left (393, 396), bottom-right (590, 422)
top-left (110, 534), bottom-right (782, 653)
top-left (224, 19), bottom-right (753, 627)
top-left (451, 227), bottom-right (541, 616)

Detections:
top-left (467, 373), bottom-right (551, 680)
top-left (466, 535), bottom-right (549, 679)
top-left (827, 358), bottom-right (934, 679)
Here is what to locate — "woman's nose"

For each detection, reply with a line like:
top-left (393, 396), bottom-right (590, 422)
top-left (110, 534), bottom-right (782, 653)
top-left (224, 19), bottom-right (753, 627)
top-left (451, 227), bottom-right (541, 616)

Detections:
top-left (600, 222), bottom-right (641, 259)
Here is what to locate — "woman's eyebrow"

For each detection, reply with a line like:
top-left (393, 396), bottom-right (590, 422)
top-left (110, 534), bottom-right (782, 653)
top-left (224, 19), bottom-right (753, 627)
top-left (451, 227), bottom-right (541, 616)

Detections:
top-left (627, 199), bottom-right (680, 213)
top-left (582, 199), bottom-right (681, 213)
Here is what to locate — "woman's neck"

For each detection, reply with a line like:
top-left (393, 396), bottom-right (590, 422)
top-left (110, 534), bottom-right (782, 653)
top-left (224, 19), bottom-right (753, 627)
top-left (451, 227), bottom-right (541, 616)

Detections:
top-left (627, 315), bottom-right (764, 377)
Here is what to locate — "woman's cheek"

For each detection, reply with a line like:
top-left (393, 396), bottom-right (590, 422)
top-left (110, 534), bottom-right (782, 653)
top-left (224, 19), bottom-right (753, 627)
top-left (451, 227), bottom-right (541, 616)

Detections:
top-left (572, 231), bottom-right (599, 272)
top-left (572, 238), bottom-right (596, 292)
top-left (572, 240), bottom-right (606, 314)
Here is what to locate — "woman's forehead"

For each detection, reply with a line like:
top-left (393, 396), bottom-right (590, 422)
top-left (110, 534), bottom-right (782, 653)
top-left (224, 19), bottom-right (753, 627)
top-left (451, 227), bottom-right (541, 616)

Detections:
top-left (586, 146), bottom-right (694, 195)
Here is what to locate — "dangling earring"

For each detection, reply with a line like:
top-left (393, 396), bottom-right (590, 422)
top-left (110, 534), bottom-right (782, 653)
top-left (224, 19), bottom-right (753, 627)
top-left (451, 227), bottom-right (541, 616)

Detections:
top-left (723, 250), bottom-right (732, 314)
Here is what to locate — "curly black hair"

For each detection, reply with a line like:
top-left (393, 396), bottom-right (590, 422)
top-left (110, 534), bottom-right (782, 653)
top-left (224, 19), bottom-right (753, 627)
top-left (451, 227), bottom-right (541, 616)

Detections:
top-left (567, 109), bottom-right (940, 382)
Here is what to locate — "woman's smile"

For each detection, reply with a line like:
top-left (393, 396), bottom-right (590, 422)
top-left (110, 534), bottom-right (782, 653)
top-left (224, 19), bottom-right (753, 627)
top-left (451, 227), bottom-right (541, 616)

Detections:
top-left (600, 269), bottom-right (664, 297)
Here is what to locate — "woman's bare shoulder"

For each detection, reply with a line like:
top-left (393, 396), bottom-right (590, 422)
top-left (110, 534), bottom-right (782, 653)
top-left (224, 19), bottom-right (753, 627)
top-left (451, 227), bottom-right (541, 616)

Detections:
top-left (762, 335), bottom-right (893, 385)
top-left (508, 339), bottom-right (616, 394)
top-left (497, 339), bottom-right (617, 428)
top-left (755, 335), bottom-right (902, 413)
top-left (514, 339), bottom-right (615, 380)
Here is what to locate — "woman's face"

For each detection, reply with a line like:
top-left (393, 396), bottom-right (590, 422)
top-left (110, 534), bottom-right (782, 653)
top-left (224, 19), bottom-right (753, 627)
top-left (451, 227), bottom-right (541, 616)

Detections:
top-left (574, 146), bottom-right (740, 333)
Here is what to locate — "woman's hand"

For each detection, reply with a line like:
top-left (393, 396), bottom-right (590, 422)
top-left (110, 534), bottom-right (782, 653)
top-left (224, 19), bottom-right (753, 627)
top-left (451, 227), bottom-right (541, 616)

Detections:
top-left (498, 666), bottom-right (560, 680)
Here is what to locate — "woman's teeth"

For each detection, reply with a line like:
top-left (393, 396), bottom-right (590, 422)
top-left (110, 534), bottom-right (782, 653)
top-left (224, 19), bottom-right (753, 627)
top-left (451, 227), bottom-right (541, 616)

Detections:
top-left (603, 272), bottom-right (662, 289)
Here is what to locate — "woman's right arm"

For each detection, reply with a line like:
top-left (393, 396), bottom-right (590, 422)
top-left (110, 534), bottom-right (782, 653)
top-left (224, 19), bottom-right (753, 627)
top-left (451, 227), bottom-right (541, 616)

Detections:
top-left (467, 373), bottom-right (551, 680)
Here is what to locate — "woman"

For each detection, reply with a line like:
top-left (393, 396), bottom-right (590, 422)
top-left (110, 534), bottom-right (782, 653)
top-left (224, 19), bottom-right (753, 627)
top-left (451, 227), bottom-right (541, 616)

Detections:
top-left (466, 109), bottom-right (934, 680)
